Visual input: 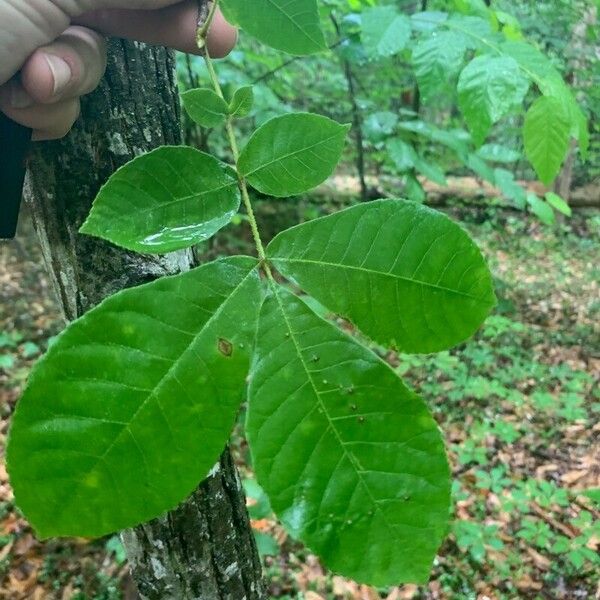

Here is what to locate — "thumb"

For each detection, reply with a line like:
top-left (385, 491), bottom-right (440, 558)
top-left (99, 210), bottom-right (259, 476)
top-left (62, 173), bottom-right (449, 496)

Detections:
top-left (0, 0), bottom-right (179, 85)
top-left (76, 1), bottom-right (237, 58)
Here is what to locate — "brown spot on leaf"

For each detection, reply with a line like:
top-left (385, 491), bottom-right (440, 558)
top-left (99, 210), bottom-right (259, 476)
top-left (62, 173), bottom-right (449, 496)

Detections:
top-left (218, 338), bottom-right (233, 357)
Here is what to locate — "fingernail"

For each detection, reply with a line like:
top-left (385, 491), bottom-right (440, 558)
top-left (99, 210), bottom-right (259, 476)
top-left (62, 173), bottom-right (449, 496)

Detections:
top-left (43, 54), bottom-right (72, 95)
top-left (10, 86), bottom-right (33, 109)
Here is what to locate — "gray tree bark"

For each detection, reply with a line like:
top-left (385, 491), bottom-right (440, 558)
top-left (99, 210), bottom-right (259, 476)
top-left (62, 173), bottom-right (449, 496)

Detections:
top-left (24, 39), bottom-right (264, 600)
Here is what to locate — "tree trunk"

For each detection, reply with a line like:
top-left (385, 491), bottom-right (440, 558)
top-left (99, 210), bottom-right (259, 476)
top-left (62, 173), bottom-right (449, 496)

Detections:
top-left (329, 14), bottom-right (368, 202)
top-left (24, 39), bottom-right (264, 600)
top-left (553, 5), bottom-right (597, 200)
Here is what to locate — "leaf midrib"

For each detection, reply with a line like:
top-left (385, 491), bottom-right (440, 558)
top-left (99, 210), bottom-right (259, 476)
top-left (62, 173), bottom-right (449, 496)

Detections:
top-left (241, 131), bottom-right (344, 178)
top-left (263, 0), bottom-right (324, 49)
top-left (53, 263), bottom-right (258, 523)
top-left (271, 288), bottom-right (416, 545)
top-left (271, 257), bottom-right (485, 301)
top-left (118, 180), bottom-right (237, 220)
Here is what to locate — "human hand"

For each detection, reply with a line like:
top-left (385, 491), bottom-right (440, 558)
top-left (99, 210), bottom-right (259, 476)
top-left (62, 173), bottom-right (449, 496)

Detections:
top-left (0, 1), bottom-right (236, 140)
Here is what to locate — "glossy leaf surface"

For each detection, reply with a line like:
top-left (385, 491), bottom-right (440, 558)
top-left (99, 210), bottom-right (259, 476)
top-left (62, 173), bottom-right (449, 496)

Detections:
top-left (8, 257), bottom-right (262, 538)
top-left (523, 96), bottom-right (571, 185)
top-left (247, 288), bottom-right (451, 585)
top-left (80, 147), bottom-right (240, 254)
top-left (182, 88), bottom-right (229, 127)
top-left (267, 200), bottom-right (495, 354)
top-left (221, 0), bottom-right (326, 56)
top-left (238, 113), bottom-right (350, 197)
top-left (458, 55), bottom-right (530, 145)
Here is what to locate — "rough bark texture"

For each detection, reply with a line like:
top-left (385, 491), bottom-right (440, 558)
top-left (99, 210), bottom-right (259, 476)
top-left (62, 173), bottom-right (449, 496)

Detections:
top-left (24, 39), bottom-right (264, 600)
top-left (122, 451), bottom-right (264, 600)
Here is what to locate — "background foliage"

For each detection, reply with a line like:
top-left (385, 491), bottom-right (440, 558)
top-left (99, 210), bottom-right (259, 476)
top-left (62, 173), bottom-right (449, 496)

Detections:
top-left (0, 0), bottom-right (598, 597)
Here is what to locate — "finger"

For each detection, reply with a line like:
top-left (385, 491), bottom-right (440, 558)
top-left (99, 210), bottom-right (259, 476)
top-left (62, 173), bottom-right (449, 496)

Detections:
top-left (16, 26), bottom-right (107, 105)
top-left (0, 99), bottom-right (81, 141)
top-left (76, 1), bottom-right (237, 58)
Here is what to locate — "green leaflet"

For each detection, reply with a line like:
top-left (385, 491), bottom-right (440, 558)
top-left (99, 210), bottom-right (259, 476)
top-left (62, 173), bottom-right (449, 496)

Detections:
top-left (7, 257), bottom-right (263, 538)
top-left (80, 147), bottom-right (240, 254)
top-left (398, 120), bottom-right (470, 155)
top-left (464, 154), bottom-right (495, 184)
top-left (413, 156), bottom-right (447, 187)
top-left (267, 200), bottom-right (496, 354)
top-left (247, 287), bottom-right (451, 585)
top-left (458, 55), bottom-right (530, 146)
top-left (523, 96), bottom-right (571, 185)
top-left (476, 144), bottom-right (521, 163)
top-left (229, 86), bottom-right (255, 118)
top-left (445, 14), bottom-right (494, 48)
top-left (412, 31), bottom-right (468, 102)
top-left (404, 174), bottom-right (426, 203)
top-left (499, 41), bottom-right (588, 156)
top-left (238, 113), bottom-right (350, 197)
top-left (361, 6), bottom-right (412, 59)
top-left (526, 193), bottom-right (555, 225)
top-left (386, 139), bottom-right (417, 172)
top-left (411, 11), bottom-right (448, 32)
top-left (494, 168), bottom-right (526, 209)
top-left (545, 192), bottom-right (571, 217)
top-left (220, 0), bottom-right (326, 56)
top-left (182, 88), bottom-right (229, 127)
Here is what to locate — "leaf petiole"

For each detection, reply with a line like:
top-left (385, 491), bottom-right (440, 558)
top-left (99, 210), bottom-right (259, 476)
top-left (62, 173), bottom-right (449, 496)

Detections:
top-left (199, 2), bottom-right (274, 279)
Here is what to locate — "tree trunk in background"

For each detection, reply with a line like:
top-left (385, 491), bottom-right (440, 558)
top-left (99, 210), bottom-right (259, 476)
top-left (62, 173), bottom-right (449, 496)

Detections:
top-left (329, 14), bottom-right (368, 202)
top-left (553, 5), bottom-right (597, 201)
top-left (24, 39), bottom-right (264, 600)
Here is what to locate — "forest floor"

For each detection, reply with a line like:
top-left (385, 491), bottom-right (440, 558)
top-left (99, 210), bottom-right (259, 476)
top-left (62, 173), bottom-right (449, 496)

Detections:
top-left (0, 202), bottom-right (598, 600)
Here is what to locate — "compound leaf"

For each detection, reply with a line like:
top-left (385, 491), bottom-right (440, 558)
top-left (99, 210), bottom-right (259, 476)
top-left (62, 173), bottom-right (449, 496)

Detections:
top-left (182, 88), bottom-right (229, 127)
top-left (238, 113), bottom-right (350, 197)
top-left (267, 200), bottom-right (495, 354)
top-left (247, 287), bottom-right (451, 585)
top-left (7, 257), bottom-right (263, 538)
top-left (221, 0), bottom-right (326, 55)
top-left (80, 147), bottom-right (240, 254)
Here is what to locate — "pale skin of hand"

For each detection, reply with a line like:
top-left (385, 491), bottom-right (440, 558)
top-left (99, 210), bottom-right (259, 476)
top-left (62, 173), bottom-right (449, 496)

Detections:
top-left (0, 0), bottom-right (236, 140)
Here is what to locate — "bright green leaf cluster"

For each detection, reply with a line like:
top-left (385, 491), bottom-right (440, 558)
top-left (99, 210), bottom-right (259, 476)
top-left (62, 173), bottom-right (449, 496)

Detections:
top-left (10, 193), bottom-right (494, 584)
top-left (7, 2), bottom-right (499, 587)
top-left (350, 3), bottom-right (584, 219)
top-left (402, 10), bottom-right (588, 184)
